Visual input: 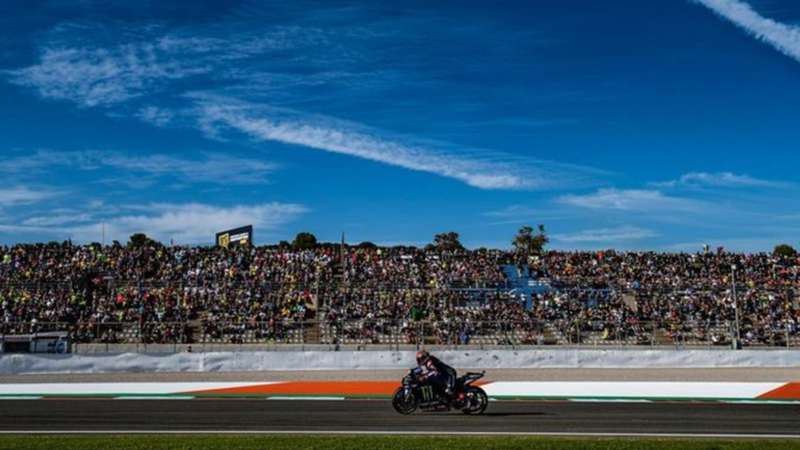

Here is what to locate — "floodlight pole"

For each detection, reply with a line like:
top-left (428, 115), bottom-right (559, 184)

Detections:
top-left (731, 264), bottom-right (740, 350)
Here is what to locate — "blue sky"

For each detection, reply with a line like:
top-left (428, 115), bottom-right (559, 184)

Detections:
top-left (1, 0), bottom-right (799, 251)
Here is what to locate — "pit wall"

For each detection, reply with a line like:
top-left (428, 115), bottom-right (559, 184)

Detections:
top-left (2, 349), bottom-right (800, 374)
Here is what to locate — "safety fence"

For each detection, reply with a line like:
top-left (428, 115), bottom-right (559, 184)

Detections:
top-left (3, 319), bottom-right (799, 348)
top-left (2, 279), bottom-right (797, 350)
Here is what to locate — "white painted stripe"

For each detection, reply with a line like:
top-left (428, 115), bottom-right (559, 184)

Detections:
top-left (0, 381), bottom-right (789, 401)
top-left (0, 396), bottom-right (42, 400)
top-left (0, 382), bottom-right (280, 396)
top-left (484, 382), bottom-right (784, 400)
top-left (114, 396), bottom-right (194, 400)
top-left (569, 398), bottom-right (652, 403)
top-left (266, 396), bottom-right (344, 401)
top-left (0, 430), bottom-right (798, 438)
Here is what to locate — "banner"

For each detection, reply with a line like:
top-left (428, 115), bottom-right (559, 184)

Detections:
top-left (0, 332), bottom-right (70, 354)
top-left (216, 225), bottom-right (253, 248)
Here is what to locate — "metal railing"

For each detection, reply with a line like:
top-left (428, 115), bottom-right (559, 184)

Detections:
top-left (3, 319), bottom-right (798, 349)
top-left (1, 279), bottom-right (797, 350)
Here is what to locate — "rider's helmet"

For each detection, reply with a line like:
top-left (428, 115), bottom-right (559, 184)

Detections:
top-left (416, 350), bottom-right (430, 366)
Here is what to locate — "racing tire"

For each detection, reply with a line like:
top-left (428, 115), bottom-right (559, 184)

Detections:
top-left (392, 387), bottom-right (418, 415)
top-left (461, 386), bottom-right (488, 415)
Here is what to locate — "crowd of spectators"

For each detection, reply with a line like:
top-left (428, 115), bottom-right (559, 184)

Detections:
top-left (1, 242), bottom-right (799, 346)
top-left (530, 251), bottom-right (799, 346)
top-left (536, 251), bottom-right (798, 292)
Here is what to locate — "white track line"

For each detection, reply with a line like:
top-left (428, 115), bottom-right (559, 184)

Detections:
top-left (568, 398), bottom-right (652, 403)
top-left (266, 396), bottom-right (344, 401)
top-left (0, 430), bottom-right (799, 438)
top-left (0, 396), bottom-right (42, 400)
top-left (485, 381), bottom-right (783, 400)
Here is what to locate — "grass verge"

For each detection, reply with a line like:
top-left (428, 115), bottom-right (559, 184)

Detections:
top-left (0, 435), bottom-right (799, 450)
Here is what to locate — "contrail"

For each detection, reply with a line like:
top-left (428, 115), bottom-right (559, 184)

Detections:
top-left (693, 0), bottom-right (800, 63)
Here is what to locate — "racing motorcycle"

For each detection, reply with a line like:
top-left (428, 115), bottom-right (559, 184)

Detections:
top-left (392, 367), bottom-right (488, 415)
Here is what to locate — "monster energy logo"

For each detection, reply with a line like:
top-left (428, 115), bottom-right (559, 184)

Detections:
top-left (420, 385), bottom-right (434, 402)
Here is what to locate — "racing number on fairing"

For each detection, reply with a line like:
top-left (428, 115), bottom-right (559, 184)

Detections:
top-left (420, 385), bottom-right (434, 401)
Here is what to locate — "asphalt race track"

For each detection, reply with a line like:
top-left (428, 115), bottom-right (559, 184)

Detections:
top-left (1, 399), bottom-right (799, 436)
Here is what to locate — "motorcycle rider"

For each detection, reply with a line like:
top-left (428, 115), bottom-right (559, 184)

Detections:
top-left (415, 350), bottom-right (456, 399)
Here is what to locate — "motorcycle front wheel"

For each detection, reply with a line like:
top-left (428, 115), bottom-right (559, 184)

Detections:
top-left (392, 387), bottom-right (418, 415)
top-left (461, 386), bottom-right (488, 415)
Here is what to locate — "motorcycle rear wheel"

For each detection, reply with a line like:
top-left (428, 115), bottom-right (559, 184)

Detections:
top-left (392, 387), bottom-right (418, 415)
top-left (461, 387), bottom-right (488, 415)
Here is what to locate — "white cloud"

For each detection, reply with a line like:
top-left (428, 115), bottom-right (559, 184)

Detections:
top-left (664, 237), bottom-right (791, 253)
top-left (22, 213), bottom-right (93, 227)
top-left (654, 171), bottom-right (788, 188)
top-left (484, 205), bottom-right (541, 218)
top-left (1, 202), bottom-right (307, 244)
top-left (558, 188), bottom-right (702, 212)
top-left (482, 205), bottom-right (570, 226)
top-left (190, 94), bottom-right (594, 190)
top-left (0, 150), bottom-right (276, 185)
top-left (3, 23), bottom-right (607, 194)
top-left (552, 226), bottom-right (657, 243)
top-left (5, 27), bottom-right (339, 108)
top-left (5, 24), bottom-right (603, 191)
top-left (693, 0), bottom-right (800, 63)
top-left (6, 45), bottom-right (208, 107)
top-left (82, 202), bottom-right (307, 244)
top-left (99, 152), bottom-right (276, 185)
top-left (0, 186), bottom-right (60, 206)
top-left (195, 100), bottom-right (523, 189)
top-left (137, 106), bottom-right (175, 127)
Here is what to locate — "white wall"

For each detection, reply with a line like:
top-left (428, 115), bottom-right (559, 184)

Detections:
top-left (1, 349), bottom-right (799, 374)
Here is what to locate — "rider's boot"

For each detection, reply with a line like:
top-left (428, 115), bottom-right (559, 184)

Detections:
top-left (452, 391), bottom-right (467, 408)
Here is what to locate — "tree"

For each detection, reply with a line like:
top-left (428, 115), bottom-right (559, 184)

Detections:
top-left (774, 244), bottom-right (797, 258)
top-left (292, 232), bottom-right (318, 249)
top-left (357, 241), bottom-right (377, 249)
top-left (432, 232), bottom-right (464, 251)
top-left (128, 233), bottom-right (156, 247)
top-left (513, 225), bottom-right (548, 255)
top-left (129, 233), bottom-right (147, 247)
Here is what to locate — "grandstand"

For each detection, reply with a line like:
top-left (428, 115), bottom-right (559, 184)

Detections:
top-left (1, 242), bottom-right (798, 350)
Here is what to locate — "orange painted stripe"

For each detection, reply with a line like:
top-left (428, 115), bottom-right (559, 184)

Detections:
top-left (757, 382), bottom-right (800, 400)
top-left (181, 381), bottom-right (401, 396)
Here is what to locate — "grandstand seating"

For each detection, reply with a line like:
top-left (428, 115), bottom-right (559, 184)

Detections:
top-left (1, 243), bottom-right (798, 348)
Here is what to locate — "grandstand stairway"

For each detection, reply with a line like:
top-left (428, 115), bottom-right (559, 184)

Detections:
top-left (501, 264), bottom-right (538, 309)
top-left (544, 324), bottom-right (568, 345)
top-left (186, 320), bottom-right (202, 343)
top-left (501, 264), bottom-right (530, 309)
top-left (502, 263), bottom-right (529, 286)
top-left (304, 316), bottom-right (322, 345)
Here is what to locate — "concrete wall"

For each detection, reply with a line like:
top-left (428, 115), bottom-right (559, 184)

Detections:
top-left (1, 349), bottom-right (799, 374)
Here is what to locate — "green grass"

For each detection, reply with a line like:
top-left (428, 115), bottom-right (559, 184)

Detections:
top-left (0, 435), bottom-right (799, 450)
